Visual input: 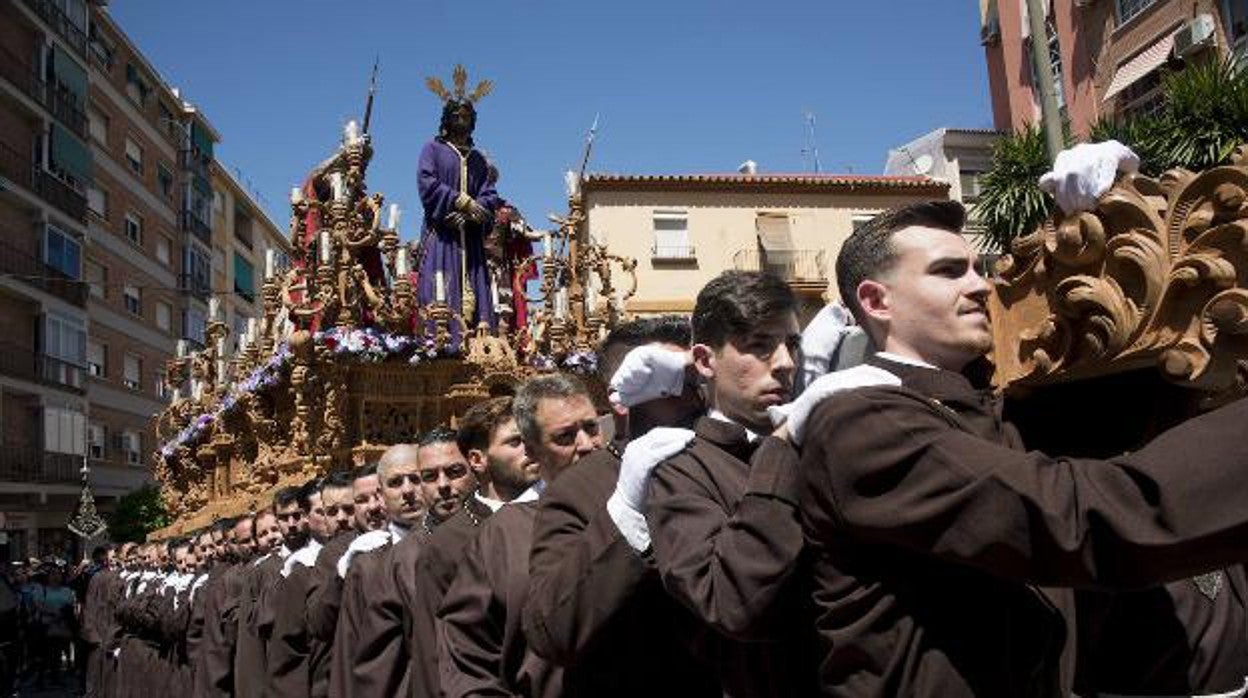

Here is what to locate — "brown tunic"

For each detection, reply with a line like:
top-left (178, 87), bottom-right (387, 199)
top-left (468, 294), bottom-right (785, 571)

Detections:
top-left (439, 502), bottom-right (561, 698)
top-left (82, 567), bottom-right (119, 698)
top-left (407, 498), bottom-right (494, 698)
top-left (266, 556), bottom-right (318, 698)
top-left (645, 416), bottom-right (814, 697)
top-left (524, 447), bottom-right (722, 697)
top-left (799, 356), bottom-right (1248, 696)
top-left (194, 563), bottom-right (243, 698)
top-left (307, 533), bottom-right (357, 698)
top-left (235, 553), bottom-right (284, 698)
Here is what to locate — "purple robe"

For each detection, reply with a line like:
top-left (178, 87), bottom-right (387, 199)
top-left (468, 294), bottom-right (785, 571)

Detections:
top-left (417, 139), bottom-right (501, 345)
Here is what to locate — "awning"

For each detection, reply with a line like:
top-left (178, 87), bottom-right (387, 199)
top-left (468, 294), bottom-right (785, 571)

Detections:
top-left (1103, 32), bottom-right (1175, 102)
top-left (756, 212), bottom-right (794, 252)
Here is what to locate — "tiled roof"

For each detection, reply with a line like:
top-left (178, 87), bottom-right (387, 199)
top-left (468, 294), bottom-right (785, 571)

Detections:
top-left (582, 172), bottom-right (949, 192)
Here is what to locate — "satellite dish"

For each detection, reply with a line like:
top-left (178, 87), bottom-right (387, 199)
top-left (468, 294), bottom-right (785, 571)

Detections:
top-left (913, 154), bottom-right (934, 175)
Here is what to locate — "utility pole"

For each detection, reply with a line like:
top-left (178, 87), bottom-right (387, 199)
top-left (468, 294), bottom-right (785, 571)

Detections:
top-left (1025, 0), bottom-right (1064, 163)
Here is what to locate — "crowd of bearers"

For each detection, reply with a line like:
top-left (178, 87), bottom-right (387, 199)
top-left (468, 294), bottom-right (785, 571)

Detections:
top-left (74, 146), bottom-right (1248, 698)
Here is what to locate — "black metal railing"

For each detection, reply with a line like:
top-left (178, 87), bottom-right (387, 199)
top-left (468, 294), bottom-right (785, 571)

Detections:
top-left (0, 139), bottom-right (33, 190)
top-left (31, 166), bottom-right (87, 222)
top-left (0, 237), bottom-right (88, 307)
top-left (0, 445), bottom-right (81, 484)
top-left (19, 0), bottom-right (88, 57)
top-left (179, 147), bottom-right (211, 175)
top-left (0, 42), bottom-right (88, 137)
top-left (733, 248), bottom-right (827, 283)
top-left (38, 353), bottom-right (85, 392)
top-left (179, 273), bottom-right (211, 301)
top-left (0, 342), bottom-right (85, 393)
top-left (181, 210), bottom-right (212, 245)
top-left (651, 244), bottom-right (697, 261)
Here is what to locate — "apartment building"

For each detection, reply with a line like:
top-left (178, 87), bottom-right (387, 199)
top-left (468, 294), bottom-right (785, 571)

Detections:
top-left (981, 0), bottom-right (1248, 136)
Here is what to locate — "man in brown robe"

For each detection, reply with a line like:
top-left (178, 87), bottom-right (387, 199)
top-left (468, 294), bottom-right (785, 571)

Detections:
top-left (253, 486), bottom-right (306, 694)
top-left (93, 542), bottom-right (132, 698)
top-left (266, 480), bottom-right (331, 698)
top-left (185, 528), bottom-right (220, 687)
top-left (523, 317), bottom-right (719, 697)
top-left (637, 270), bottom-right (815, 698)
top-left (439, 373), bottom-right (604, 697)
top-left (407, 398), bottom-right (534, 697)
top-left (329, 443), bottom-right (429, 698)
top-left (797, 200), bottom-right (1248, 696)
top-left (82, 545), bottom-right (119, 698)
top-left (234, 507), bottom-right (284, 698)
top-left (194, 515), bottom-right (254, 698)
top-left (306, 471), bottom-right (362, 698)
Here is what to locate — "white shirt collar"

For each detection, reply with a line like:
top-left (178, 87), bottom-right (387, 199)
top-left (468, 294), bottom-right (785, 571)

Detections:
top-left (514, 481), bottom-right (545, 503)
top-left (707, 409), bottom-right (761, 442)
top-left (875, 352), bottom-right (938, 370)
top-left (473, 492), bottom-right (505, 513)
top-left (388, 522), bottom-right (410, 542)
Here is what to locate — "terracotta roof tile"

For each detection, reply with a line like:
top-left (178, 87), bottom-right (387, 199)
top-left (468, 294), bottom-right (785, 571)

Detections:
top-left (582, 172), bottom-right (949, 191)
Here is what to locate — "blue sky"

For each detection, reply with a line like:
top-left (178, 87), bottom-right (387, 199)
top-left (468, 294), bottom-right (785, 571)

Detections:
top-left (109, 0), bottom-right (993, 240)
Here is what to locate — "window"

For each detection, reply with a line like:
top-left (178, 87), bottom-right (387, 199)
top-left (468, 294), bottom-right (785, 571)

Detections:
top-left (156, 235), bottom-right (171, 265)
top-left (87, 423), bottom-right (105, 460)
top-left (960, 171), bottom-right (985, 205)
top-left (87, 185), bottom-right (107, 219)
top-left (87, 339), bottom-right (105, 377)
top-left (123, 284), bottom-right (141, 316)
top-left (184, 307), bottom-right (206, 344)
top-left (1119, 69), bottom-right (1165, 121)
top-left (156, 301), bottom-right (171, 331)
top-left (213, 189), bottom-right (224, 214)
top-left (43, 407), bottom-right (86, 456)
top-left (651, 209), bottom-right (693, 260)
top-left (124, 137), bottom-right (143, 176)
top-left (124, 212), bottom-right (142, 245)
top-left (41, 313), bottom-right (85, 388)
top-left (158, 164), bottom-right (174, 199)
top-left (234, 210), bottom-right (254, 249)
top-left (234, 252), bottom-right (255, 301)
top-left (1116, 0), bottom-right (1158, 25)
top-left (123, 353), bottom-right (141, 390)
top-left (43, 225), bottom-right (81, 279)
top-left (88, 108), bottom-right (108, 145)
top-left (120, 430), bottom-right (141, 466)
top-left (124, 64), bottom-right (150, 106)
top-left (183, 246), bottom-right (211, 297)
top-left (85, 261), bottom-right (106, 298)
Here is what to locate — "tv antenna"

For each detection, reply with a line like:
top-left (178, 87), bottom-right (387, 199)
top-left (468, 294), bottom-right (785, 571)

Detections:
top-left (801, 110), bottom-right (822, 174)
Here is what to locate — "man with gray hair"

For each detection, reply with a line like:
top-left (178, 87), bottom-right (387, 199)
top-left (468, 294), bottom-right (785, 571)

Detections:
top-left (440, 373), bottom-right (602, 697)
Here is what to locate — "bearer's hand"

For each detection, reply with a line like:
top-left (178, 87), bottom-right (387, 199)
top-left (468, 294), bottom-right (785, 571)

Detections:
top-left (1039, 140), bottom-right (1140, 214)
top-left (768, 365), bottom-right (901, 446)
top-left (609, 345), bottom-right (692, 408)
top-left (607, 427), bottom-right (696, 552)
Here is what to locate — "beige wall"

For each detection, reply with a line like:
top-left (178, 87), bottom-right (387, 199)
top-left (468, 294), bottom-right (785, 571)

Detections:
top-left (585, 187), bottom-right (946, 318)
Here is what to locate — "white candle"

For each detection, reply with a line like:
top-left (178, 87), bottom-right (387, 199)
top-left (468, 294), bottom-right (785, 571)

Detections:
top-left (330, 173), bottom-right (346, 202)
top-left (264, 249), bottom-right (277, 279)
top-left (387, 203), bottom-right (401, 231)
top-left (434, 271), bottom-right (446, 303)
top-left (172, 386), bottom-right (182, 401)
top-left (246, 318), bottom-right (258, 342)
top-left (585, 284), bottom-right (598, 314)
top-left (208, 297), bottom-right (221, 321)
top-left (176, 339), bottom-right (188, 358)
top-left (216, 359), bottom-right (227, 383)
top-left (344, 119), bottom-right (361, 146)
top-left (320, 230), bottom-right (332, 264)
top-left (289, 186), bottom-right (303, 205)
top-left (491, 280), bottom-right (500, 309)
top-left (192, 380), bottom-right (203, 400)
top-left (395, 248), bottom-right (409, 277)
top-left (564, 170), bottom-right (579, 198)
top-left (555, 288), bottom-right (568, 320)
top-left (543, 232), bottom-right (553, 259)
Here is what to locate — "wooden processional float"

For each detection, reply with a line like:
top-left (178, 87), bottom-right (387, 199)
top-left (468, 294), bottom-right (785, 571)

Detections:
top-left (150, 121), bottom-right (637, 537)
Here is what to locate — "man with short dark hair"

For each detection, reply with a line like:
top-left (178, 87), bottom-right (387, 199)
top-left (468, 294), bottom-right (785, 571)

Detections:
top-left (306, 471), bottom-right (361, 697)
top-left (798, 199), bottom-right (1248, 696)
top-left (406, 399), bottom-right (532, 697)
top-left (235, 507), bottom-right (283, 698)
top-left (194, 514), bottom-right (251, 698)
top-left (349, 464), bottom-right (385, 533)
top-left (440, 373), bottom-right (603, 697)
top-left (523, 316), bottom-right (719, 697)
top-left (266, 481), bottom-right (322, 698)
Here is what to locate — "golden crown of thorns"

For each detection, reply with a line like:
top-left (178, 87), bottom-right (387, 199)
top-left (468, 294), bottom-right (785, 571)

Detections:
top-left (425, 64), bottom-right (493, 104)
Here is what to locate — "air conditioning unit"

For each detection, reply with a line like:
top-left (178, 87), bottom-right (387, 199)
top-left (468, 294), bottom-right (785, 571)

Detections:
top-left (1173, 14), bottom-right (1217, 58)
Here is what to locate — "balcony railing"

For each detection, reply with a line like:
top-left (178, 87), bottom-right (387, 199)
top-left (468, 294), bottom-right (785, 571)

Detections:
top-left (0, 41), bottom-right (89, 137)
top-left (181, 210), bottom-right (212, 245)
top-left (179, 273), bottom-right (212, 301)
top-left (0, 341), bottom-right (85, 393)
top-left (0, 237), bottom-right (88, 307)
top-left (651, 244), bottom-right (697, 261)
top-left (179, 147), bottom-right (211, 175)
top-left (0, 140), bottom-right (87, 222)
top-left (19, 0), bottom-right (88, 57)
top-left (0, 139), bottom-right (33, 191)
top-left (0, 445), bottom-right (81, 485)
top-left (733, 248), bottom-right (827, 283)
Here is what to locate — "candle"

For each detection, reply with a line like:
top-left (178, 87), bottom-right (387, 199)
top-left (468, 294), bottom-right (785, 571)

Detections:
top-left (585, 283), bottom-right (598, 314)
top-left (216, 359), bottom-right (227, 382)
top-left (434, 271), bottom-right (446, 303)
top-left (491, 280), bottom-right (500, 309)
top-left (216, 336), bottom-right (228, 358)
top-left (555, 288), bottom-right (568, 320)
top-left (320, 230), bottom-right (332, 264)
top-left (289, 186), bottom-right (303, 205)
top-left (176, 339), bottom-right (188, 358)
top-left (344, 119), bottom-right (361, 146)
top-left (329, 172), bottom-right (346, 201)
top-left (191, 380), bottom-right (203, 401)
top-left (246, 318), bottom-right (258, 342)
top-left (208, 297), bottom-right (221, 321)
top-left (395, 248), bottom-right (409, 277)
top-left (543, 232), bottom-right (553, 259)
top-left (387, 203), bottom-right (401, 231)
top-left (172, 386), bottom-right (182, 401)
top-left (564, 170), bottom-right (579, 198)
top-left (264, 249), bottom-right (277, 279)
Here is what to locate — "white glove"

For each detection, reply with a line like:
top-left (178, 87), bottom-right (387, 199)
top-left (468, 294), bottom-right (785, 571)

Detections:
top-left (609, 345), bottom-right (690, 408)
top-left (768, 365), bottom-right (901, 446)
top-left (607, 427), bottom-right (696, 552)
top-left (1038, 140), bottom-right (1140, 214)
top-left (798, 303), bottom-right (870, 393)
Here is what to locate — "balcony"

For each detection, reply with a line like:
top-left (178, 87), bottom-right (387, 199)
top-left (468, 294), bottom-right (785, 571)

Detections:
top-left (733, 248), bottom-right (828, 288)
top-left (651, 243), bottom-right (697, 262)
top-left (181, 210), bottom-right (212, 245)
top-left (0, 445), bottom-right (81, 485)
top-left (179, 273), bottom-right (212, 301)
top-left (18, 0), bottom-right (88, 57)
top-left (0, 342), bottom-right (85, 393)
top-left (179, 147), bottom-right (211, 176)
top-left (0, 237), bottom-right (88, 307)
top-left (0, 140), bottom-right (87, 222)
top-left (0, 42), bottom-right (89, 137)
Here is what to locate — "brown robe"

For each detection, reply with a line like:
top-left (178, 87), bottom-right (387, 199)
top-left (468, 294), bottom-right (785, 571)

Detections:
top-left (645, 417), bottom-right (815, 697)
top-left (193, 563), bottom-right (243, 698)
top-left (185, 571), bottom-right (212, 686)
top-left (524, 447), bottom-right (722, 697)
top-left (329, 527), bottom-right (427, 698)
top-left (798, 356), bottom-right (1248, 696)
top-left (307, 532), bottom-right (358, 698)
top-left (266, 551), bottom-right (320, 698)
top-left (235, 552), bottom-right (284, 698)
top-left (439, 502), bottom-right (561, 698)
top-left (82, 567), bottom-right (120, 698)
